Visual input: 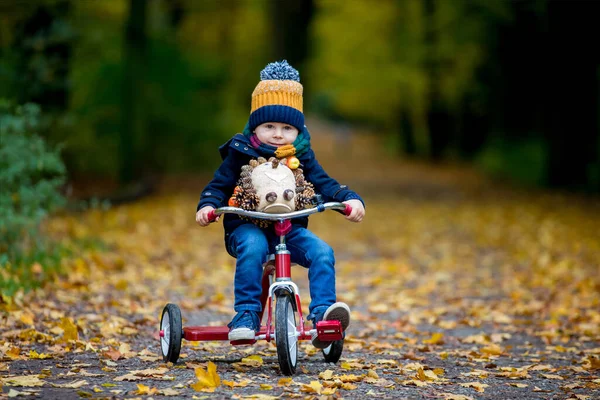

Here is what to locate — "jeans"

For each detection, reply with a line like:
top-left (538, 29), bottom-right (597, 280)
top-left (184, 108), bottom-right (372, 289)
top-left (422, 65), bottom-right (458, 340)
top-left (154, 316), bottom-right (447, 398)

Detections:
top-left (226, 223), bottom-right (336, 320)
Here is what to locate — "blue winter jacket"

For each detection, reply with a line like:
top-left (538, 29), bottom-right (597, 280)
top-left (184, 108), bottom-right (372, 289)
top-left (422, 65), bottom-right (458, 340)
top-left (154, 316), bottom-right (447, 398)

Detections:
top-left (197, 132), bottom-right (364, 239)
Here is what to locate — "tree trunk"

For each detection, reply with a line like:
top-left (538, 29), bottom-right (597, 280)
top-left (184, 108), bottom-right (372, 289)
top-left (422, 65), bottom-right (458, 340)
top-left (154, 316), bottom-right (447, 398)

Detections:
top-left (544, 1), bottom-right (600, 190)
top-left (14, 1), bottom-right (72, 112)
top-left (119, 0), bottom-right (148, 184)
top-left (424, 0), bottom-right (452, 160)
top-left (398, 108), bottom-right (416, 155)
top-left (270, 0), bottom-right (313, 69)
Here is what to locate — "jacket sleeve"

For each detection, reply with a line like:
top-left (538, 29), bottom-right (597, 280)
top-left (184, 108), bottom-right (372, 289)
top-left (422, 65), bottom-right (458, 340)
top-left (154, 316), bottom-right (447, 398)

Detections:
top-left (302, 149), bottom-right (365, 207)
top-left (197, 148), bottom-right (244, 211)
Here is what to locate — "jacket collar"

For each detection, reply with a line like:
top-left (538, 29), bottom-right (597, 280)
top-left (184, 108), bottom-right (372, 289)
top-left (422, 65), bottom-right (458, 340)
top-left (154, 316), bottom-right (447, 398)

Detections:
top-left (219, 130), bottom-right (312, 161)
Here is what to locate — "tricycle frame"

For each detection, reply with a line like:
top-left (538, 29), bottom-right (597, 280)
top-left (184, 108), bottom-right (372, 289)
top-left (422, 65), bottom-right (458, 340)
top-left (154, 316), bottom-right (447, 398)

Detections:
top-left (159, 202), bottom-right (350, 374)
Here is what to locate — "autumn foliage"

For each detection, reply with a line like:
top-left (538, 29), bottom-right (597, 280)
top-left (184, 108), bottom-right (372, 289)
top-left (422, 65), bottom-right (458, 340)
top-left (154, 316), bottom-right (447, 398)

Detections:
top-left (0, 131), bottom-right (598, 398)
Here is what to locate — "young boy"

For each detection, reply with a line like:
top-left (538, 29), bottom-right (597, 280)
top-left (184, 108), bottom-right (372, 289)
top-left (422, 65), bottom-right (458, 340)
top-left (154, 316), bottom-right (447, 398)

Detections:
top-left (196, 61), bottom-right (365, 348)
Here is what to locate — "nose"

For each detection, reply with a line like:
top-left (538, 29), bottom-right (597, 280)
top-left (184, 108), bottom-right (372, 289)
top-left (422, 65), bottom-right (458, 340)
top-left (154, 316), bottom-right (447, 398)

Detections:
top-left (273, 127), bottom-right (283, 138)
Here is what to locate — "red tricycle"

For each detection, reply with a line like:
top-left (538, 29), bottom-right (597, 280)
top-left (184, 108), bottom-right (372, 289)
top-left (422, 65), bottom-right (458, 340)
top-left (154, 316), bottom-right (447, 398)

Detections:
top-left (159, 202), bottom-right (352, 375)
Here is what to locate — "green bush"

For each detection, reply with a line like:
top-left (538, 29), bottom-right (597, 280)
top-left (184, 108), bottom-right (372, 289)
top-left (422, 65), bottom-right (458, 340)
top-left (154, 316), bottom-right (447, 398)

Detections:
top-left (0, 101), bottom-right (67, 297)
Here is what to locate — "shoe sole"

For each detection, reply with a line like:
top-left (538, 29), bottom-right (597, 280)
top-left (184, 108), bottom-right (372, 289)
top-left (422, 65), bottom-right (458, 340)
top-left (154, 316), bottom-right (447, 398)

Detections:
top-left (228, 327), bottom-right (256, 341)
top-left (312, 302), bottom-right (351, 349)
top-left (323, 302), bottom-right (351, 330)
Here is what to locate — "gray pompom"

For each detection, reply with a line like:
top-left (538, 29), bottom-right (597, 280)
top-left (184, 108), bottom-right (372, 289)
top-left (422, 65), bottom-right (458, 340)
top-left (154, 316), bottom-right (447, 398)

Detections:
top-left (260, 60), bottom-right (300, 82)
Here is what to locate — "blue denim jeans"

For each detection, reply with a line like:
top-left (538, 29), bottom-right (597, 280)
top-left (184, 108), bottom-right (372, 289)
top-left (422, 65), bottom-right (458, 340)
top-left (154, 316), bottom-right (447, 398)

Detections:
top-left (226, 223), bottom-right (336, 321)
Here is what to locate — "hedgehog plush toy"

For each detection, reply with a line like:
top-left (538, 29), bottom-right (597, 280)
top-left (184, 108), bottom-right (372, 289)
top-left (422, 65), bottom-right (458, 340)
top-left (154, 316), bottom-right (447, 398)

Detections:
top-left (228, 157), bottom-right (315, 227)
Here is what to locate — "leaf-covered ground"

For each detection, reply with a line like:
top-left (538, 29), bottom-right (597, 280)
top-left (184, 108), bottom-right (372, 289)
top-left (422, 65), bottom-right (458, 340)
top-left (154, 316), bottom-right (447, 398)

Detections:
top-left (1, 124), bottom-right (599, 399)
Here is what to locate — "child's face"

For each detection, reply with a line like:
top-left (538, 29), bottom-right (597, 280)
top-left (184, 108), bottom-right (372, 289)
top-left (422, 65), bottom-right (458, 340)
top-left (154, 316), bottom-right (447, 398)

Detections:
top-left (254, 122), bottom-right (298, 147)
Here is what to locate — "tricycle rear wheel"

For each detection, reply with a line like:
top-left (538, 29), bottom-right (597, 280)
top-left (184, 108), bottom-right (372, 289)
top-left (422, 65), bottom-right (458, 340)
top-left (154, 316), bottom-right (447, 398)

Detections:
top-left (160, 303), bottom-right (182, 363)
top-left (322, 339), bottom-right (344, 363)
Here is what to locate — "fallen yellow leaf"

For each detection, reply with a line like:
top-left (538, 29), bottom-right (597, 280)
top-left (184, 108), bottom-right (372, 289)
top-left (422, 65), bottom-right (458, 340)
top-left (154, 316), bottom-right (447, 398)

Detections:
top-left (423, 332), bottom-right (444, 345)
top-left (60, 318), bottom-right (79, 341)
top-left (191, 361), bottom-right (220, 391)
top-left (459, 382), bottom-right (489, 392)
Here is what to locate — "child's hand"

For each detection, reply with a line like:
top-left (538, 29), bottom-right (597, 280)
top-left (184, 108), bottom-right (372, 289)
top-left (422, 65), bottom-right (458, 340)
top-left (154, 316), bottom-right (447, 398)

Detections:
top-left (196, 206), bottom-right (218, 226)
top-left (343, 199), bottom-right (365, 223)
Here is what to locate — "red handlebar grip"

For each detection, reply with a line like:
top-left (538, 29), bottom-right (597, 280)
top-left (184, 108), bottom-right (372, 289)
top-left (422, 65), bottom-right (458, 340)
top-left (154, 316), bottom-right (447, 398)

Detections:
top-left (207, 210), bottom-right (217, 222)
top-left (344, 204), bottom-right (353, 216)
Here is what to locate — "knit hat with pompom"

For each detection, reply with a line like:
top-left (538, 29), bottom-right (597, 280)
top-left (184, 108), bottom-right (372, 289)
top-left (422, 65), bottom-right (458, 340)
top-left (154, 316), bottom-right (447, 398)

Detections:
top-left (248, 60), bottom-right (304, 132)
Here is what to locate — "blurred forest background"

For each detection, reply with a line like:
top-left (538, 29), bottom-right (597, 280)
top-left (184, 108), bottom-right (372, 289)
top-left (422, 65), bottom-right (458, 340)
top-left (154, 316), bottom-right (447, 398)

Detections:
top-left (1, 0), bottom-right (600, 292)
top-left (2, 0), bottom-right (599, 189)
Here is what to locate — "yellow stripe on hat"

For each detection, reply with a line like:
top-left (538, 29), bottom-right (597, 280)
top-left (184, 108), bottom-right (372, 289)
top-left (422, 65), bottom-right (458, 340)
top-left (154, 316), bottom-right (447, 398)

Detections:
top-left (251, 80), bottom-right (303, 113)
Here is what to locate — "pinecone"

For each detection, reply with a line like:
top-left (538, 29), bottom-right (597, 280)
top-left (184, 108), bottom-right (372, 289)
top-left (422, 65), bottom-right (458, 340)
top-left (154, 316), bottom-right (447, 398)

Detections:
top-left (241, 165), bottom-right (252, 172)
top-left (257, 157), bottom-right (267, 164)
top-left (249, 159), bottom-right (259, 168)
top-left (241, 193), bottom-right (258, 210)
top-left (234, 191), bottom-right (244, 205)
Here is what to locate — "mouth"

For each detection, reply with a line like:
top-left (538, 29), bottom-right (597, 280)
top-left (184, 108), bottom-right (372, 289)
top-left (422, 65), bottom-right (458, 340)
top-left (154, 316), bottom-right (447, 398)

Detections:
top-left (263, 204), bottom-right (293, 213)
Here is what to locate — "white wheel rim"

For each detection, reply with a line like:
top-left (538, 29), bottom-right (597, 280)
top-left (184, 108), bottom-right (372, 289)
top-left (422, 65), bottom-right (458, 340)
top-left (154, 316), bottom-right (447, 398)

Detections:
top-left (287, 304), bottom-right (297, 365)
top-left (161, 313), bottom-right (170, 355)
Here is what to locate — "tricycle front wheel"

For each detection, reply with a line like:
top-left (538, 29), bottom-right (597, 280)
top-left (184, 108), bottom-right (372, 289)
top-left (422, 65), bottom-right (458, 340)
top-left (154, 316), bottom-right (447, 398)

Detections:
top-left (275, 293), bottom-right (298, 375)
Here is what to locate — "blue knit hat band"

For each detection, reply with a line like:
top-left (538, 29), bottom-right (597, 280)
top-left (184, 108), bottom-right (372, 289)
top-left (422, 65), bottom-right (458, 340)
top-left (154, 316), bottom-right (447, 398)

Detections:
top-left (249, 105), bottom-right (305, 132)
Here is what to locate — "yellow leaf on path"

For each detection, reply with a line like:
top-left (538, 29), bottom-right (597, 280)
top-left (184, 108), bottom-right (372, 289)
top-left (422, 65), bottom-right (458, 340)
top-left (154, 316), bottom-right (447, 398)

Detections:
top-left (191, 362), bottom-right (220, 391)
top-left (3, 375), bottom-right (45, 387)
top-left (6, 347), bottom-right (21, 360)
top-left (259, 384), bottom-right (273, 390)
top-left (509, 383), bottom-right (528, 388)
top-left (541, 373), bottom-right (564, 380)
top-left (367, 370), bottom-right (379, 379)
top-left (60, 318), bottom-right (79, 341)
top-left (222, 379), bottom-right (250, 388)
top-left (301, 381), bottom-right (323, 394)
top-left (319, 370), bottom-right (334, 380)
top-left (402, 379), bottom-right (428, 387)
top-left (29, 350), bottom-right (52, 360)
top-left (459, 382), bottom-right (489, 392)
top-left (423, 332), bottom-right (444, 345)
top-left (442, 394), bottom-right (474, 400)
top-left (277, 377), bottom-right (293, 386)
top-left (341, 382), bottom-right (358, 390)
top-left (51, 380), bottom-right (88, 389)
top-left (159, 388), bottom-right (181, 396)
top-left (416, 368), bottom-right (438, 381)
top-left (114, 367), bottom-right (168, 381)
top-left (584, 355), bottom-right (600, 370)
top-left (338, 374), bottom-right (363, 382)
top-left (481, 344), bottom-right (503, 356)
top-left (8, 389), bottom-right (28, 397)
top-left (240, 355), bottom-right (263, 366)
top-left (341, 361), bottom-right (364, 370)
top-left (19, 312), bottom-right (35, 326)
top-left (134, 384), bottom-right (158, 395)
top-left (322, 387), bottom-right (337, 395)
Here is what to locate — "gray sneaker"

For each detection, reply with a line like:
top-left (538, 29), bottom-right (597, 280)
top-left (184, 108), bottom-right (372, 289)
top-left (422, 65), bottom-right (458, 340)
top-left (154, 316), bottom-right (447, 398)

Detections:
top-left (311, 302), bottom-right (351, 348)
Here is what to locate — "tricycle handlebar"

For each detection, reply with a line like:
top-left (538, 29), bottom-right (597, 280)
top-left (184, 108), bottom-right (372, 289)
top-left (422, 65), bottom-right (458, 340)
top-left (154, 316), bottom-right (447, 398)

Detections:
top-left (207, 202), bottom-right (352, 222)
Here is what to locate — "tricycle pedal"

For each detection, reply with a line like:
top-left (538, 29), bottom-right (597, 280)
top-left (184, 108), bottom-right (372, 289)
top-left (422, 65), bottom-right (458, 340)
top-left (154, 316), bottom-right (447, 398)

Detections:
top-left (316, 320), bottom-right (343, 341)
